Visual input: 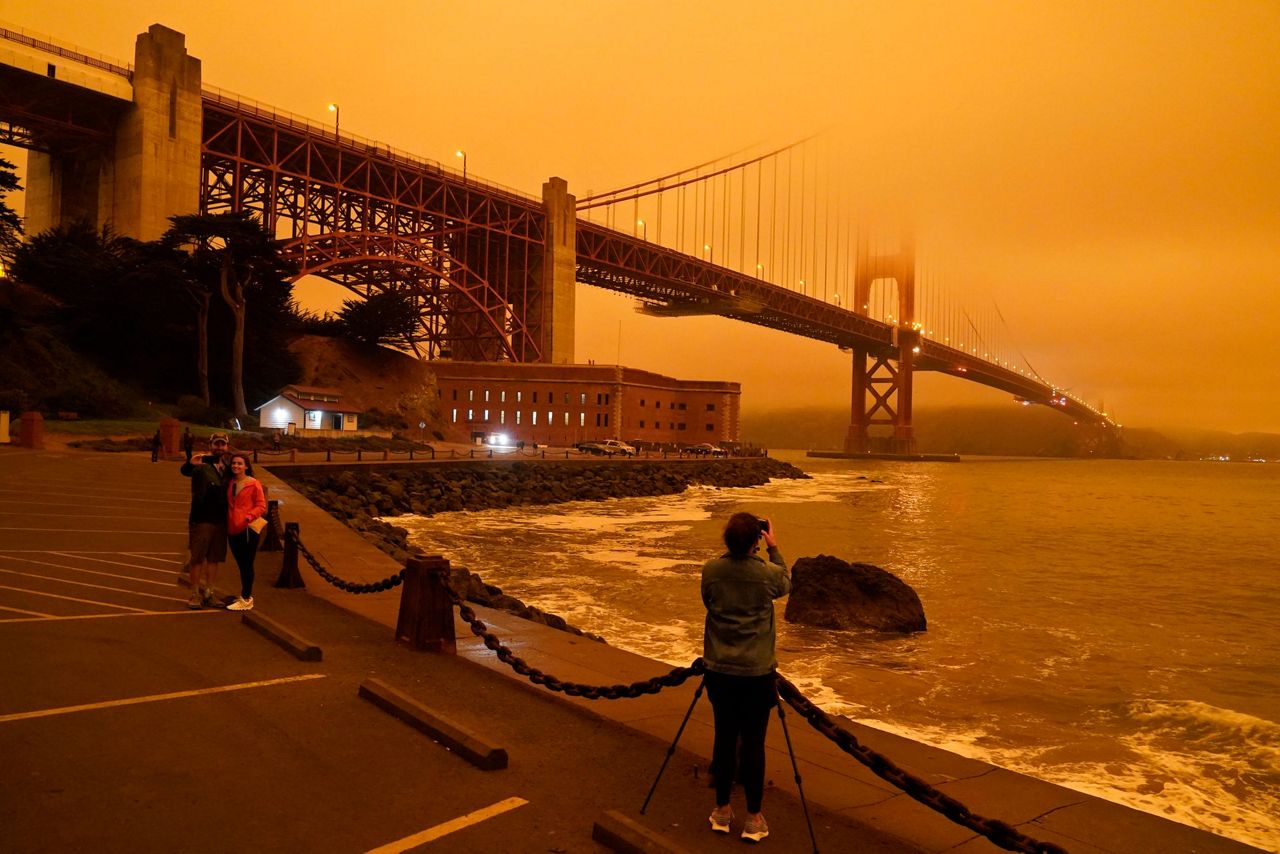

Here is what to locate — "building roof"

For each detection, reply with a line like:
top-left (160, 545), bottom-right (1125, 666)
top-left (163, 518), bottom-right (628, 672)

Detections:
top-left (256, 391), bottom-right (364, 415)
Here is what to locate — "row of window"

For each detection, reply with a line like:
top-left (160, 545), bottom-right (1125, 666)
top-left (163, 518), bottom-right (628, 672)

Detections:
top-left (451, 409), bottom-right (611, 427)
top-left (450, 388), bottom-right (612, 406)
top-left (636, 399), bottom-right (717, 412)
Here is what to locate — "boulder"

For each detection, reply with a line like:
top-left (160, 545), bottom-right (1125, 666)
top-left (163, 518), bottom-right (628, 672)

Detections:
top-left (784, 555), bottom-right (926, 633)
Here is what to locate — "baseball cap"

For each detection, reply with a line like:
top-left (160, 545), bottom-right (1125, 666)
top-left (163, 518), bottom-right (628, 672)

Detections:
top-left (210, 432), bottom-right (229, 444)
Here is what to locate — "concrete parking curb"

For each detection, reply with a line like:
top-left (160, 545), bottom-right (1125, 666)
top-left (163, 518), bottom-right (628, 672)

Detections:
top-left (592, 810), bottom-right (692, 853)
top-left (357, 677), bottom-right (508, 770)
top-left (241, 611), bottom-right (323, 661)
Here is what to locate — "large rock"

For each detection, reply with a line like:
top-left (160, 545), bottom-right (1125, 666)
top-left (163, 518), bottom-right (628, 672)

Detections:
top-left (784, 555), bottom-right (926, 633)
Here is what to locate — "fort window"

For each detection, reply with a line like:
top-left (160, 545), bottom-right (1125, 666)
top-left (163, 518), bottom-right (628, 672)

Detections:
top-left (604, 414), bottom-right (610, 427)
top-left (563, 412), bottom-right (570, 426)
top-left (580, 393), bottom-right (587, 405)
top-left (640, 399), bottom-right (646, 407)
top-left (532, 411), bottom-right (538, 425)
top-left (516, 391), bottom-right (522, 403)
top-left (706, 424), bottom-right (714, 431)
top-left (595, 413), bottom-right (601, 427)
top-left (483, 409), bottom-right (489, 421)
top-left (639, 420), bottom-right (646, 428)
top-left (500, 411), bottom-right (506, 424)
top-left (707, 403), bottom-right (716, 411)
top-left (467, 409), bottom-right (474, 421)
top-left (452, 389), bottom-right (457, 401)
top-left (605, 393), bottom-right (610, 404)
top-left (484, 389), bottom-right (490, 402)
top-left (532, 391), bottom-right (538, 403)
top-left (579, 413), bottom-right (585, 426)
top-left (516, 411), bottom-right (522, 425)
top-left (451, 409), bottom-right (457, 422)
top-left (468, 389), bottom-right (474, 402)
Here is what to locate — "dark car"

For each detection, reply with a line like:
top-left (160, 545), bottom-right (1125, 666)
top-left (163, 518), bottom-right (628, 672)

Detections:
top-left (687, 442), bottom-right (728, 457)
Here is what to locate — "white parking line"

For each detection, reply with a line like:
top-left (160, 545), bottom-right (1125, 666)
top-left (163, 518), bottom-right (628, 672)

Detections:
top-left (0, 569), bottom-right (184, 602)
top-left (0, 674), bottom-right (328, 723)
top-left (0, 609), bottom-right (217, 624)
top-left (0, 584), bottom-right (150, 612)
top-left (0, 488), bottom-right (186, 505)
top-left (49, 555), bottom-right (183, 573)
top-left (0, 603), bottom-right (54, 617)
top-left (2, 555), bottom-right (176, 587)
top-left (364, 797), bottom-right (529, 853)
top-left (0, 527), bottom-right (187, 536)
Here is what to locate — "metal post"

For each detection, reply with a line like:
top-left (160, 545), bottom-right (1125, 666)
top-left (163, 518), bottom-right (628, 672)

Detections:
top-left (259, 499), bottom-right (283, 552)
top-left (394, 554), bottom-right (457, 653)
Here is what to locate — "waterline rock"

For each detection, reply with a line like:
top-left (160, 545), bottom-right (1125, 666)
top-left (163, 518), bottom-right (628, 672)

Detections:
top-left (784, 554), bottom-right (926, 633)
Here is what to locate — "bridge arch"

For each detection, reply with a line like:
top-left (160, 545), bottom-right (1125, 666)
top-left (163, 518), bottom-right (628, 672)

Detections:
top-left (281, 231), bottom-right (538, 362)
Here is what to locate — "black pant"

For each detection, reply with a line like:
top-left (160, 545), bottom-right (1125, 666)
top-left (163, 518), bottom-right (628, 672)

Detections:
top-left (705, 670), bottom-right (776, 814)
top-left (227, 529), bottom-right (259, 599)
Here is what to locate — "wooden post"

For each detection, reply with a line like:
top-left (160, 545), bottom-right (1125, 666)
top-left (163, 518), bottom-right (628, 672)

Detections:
top-left (275, 522), bottom-right (305, 588)
top-left (395, 554), bottom-right (457, 653)
top-left (259, 499), bottom-right (283, 552)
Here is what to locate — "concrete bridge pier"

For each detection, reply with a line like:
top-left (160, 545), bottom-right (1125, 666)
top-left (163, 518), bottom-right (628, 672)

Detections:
top-left (25, 24), bottom-right (201, 241)
top-left (540, 176), bottom-right (576, 364)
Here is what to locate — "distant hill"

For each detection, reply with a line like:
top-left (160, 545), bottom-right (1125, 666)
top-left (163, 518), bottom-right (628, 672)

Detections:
top-left (740, 405), bottom-right (1280, 460)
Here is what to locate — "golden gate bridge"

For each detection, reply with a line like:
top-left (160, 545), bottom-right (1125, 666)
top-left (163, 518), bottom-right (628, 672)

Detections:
top-left (0, 22), bottom-right (1115, 454)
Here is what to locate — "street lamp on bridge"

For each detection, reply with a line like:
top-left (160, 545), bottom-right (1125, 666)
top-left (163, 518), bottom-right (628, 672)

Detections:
top-left (637, 219), bottom-right (646, 241)
top-left (455, 149), bottom-right (467, 184)
top-left (704, 243), bottom-right (713, 264)
top-left (327, 103), bottom-right (339, 139)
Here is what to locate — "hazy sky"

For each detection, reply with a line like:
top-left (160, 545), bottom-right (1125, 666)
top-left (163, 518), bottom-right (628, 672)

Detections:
top-left (4, 1), bottom-right (1278, 433)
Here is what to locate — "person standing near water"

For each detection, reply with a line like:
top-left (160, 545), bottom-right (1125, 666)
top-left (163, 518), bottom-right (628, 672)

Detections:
top-left (225, 452), bottom-right (266, 611)
top-left (701, 512), bottom-right (790, 843)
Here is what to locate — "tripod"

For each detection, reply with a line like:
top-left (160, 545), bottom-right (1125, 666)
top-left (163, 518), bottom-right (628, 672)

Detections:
top-left (639, 674), bottom-right (821, 853)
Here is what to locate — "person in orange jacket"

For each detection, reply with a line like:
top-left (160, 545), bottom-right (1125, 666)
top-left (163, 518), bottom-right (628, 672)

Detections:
top-left (225, 452), bottom-right (267, 611)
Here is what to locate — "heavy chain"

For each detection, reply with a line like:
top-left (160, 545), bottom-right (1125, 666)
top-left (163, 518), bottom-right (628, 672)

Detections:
top-left (289, 531), bottom-right (405, 594)
top-left (282, 531), bottom-right (1064, 851)
top-left (774, 675), bottom-right (1068, 854)
top-left (448, 588), bottom-right (704, 699)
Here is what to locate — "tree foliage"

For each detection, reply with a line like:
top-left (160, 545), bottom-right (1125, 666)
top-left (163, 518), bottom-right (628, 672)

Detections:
top-left (0, 156), bottom-right (22, 265)
top-left (337, 289), bottom-right (420, 348)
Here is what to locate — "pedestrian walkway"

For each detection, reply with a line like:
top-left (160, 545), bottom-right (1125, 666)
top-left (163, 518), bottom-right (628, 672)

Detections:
top-left (0, 447), bottom-right (1262, 853)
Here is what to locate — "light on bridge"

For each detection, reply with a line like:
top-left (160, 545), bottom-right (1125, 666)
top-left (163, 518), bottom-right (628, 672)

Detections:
top-left (455, 149), bottom-right (468, 184)
top-left (636, 219), bottom-right (646, 240)
top-left (326, 102), bottom-right (339, 138)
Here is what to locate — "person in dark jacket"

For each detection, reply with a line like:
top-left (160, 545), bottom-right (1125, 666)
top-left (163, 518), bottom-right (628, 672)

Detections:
top-left (701, 511), bottom-right (790, 843)
top-left (179, 433), bottom-right (230, 608)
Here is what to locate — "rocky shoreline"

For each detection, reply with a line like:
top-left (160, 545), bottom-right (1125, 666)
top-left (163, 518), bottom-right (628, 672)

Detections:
top-left (273, 457), bottom-right (809, 639)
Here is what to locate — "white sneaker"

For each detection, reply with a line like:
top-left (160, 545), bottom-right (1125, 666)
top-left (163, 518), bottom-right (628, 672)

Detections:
top-left (741, 814), bottom-right (768, 842)
top-left (226, 597), bottom-right (254, 611)
top-left (709, 805), bottom-right (733, 834)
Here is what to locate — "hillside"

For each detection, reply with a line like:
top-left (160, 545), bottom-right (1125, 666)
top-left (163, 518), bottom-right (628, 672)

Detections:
top-left (740, 405), bottom-right (1280, 460)
top-left (288, 335), bottom-right (444, 436)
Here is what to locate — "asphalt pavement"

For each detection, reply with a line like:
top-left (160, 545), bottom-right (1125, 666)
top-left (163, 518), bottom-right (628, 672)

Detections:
top-left (0, 447), bottom-right (911, 853)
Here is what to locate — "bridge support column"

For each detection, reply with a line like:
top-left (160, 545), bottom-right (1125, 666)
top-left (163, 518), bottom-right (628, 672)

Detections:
top-left (540, 176), bottom-right (576, 364)
top-left (23, 25), bottom-right (201, 241)
top-left (845, 236), bottom-right (917, 455)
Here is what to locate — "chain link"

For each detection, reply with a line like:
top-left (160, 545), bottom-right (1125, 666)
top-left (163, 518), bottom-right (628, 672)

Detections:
top-left (286, 529), bottom-right (1065, 851)
top-left (288, 530), bottom-right (405, 594)
top-left (774, 675), bottom-right (1068, 854)
top-left (447, 587), bottom-right (704, 699)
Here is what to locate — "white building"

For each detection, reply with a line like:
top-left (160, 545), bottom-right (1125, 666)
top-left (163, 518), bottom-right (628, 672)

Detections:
top-left (256, 385), bottom-right (361, 435)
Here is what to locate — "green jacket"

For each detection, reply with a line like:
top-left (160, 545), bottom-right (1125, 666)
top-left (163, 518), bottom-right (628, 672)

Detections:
top-left (180, 455), bottom-right (228, 526)
top-left (701, 546), bottom-right (790, 677)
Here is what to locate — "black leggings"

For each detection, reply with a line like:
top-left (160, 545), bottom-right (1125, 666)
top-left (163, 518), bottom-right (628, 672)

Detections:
top-left (705, 670), bottom-right (776, 814)
top-left (227, 529), bottom-right (260, 599)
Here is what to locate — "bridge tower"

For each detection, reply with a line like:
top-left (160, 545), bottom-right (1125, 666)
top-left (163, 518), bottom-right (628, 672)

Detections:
top-left (24, 25), bottom-right (201, 241)
top-left (846, 236), bottom-right (918, 454)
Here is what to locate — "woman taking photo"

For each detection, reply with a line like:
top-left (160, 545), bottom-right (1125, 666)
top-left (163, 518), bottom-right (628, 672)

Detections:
top-left (225, 452), bottom-right (267, 612)
top-left (701, 512), bottom-right (790, 843)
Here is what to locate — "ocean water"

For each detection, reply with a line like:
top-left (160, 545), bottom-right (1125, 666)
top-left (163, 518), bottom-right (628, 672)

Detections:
top-left (390, 454), bottom-right (1280, 850)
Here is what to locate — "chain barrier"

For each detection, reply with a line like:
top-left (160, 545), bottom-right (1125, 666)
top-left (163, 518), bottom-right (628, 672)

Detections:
top-left (282, 528), bottom-right (1064, 850)
top-left (774, 675), bottom-right (1067, 854)
top-left (288, 529), bottom-right (404, 594)
top-left (447, 587), bottom-right (704, 699)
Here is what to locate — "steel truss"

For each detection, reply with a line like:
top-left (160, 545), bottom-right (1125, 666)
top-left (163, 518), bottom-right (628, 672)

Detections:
top-left (200, 94), bottom-right (547, 361)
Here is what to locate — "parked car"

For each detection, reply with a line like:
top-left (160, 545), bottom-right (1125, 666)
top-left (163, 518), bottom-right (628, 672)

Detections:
top-left (576, 439), bottom-right (637, 457)
top-left (687, 442), bottom-right (728, 457)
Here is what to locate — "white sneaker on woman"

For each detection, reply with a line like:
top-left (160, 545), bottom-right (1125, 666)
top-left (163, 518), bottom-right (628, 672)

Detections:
top-left (226, 597), bottom-right (254, 611)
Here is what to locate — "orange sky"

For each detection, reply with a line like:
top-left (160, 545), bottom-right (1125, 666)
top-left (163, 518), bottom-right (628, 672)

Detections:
top-left (4, 1), bottom-right (1278, 433)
